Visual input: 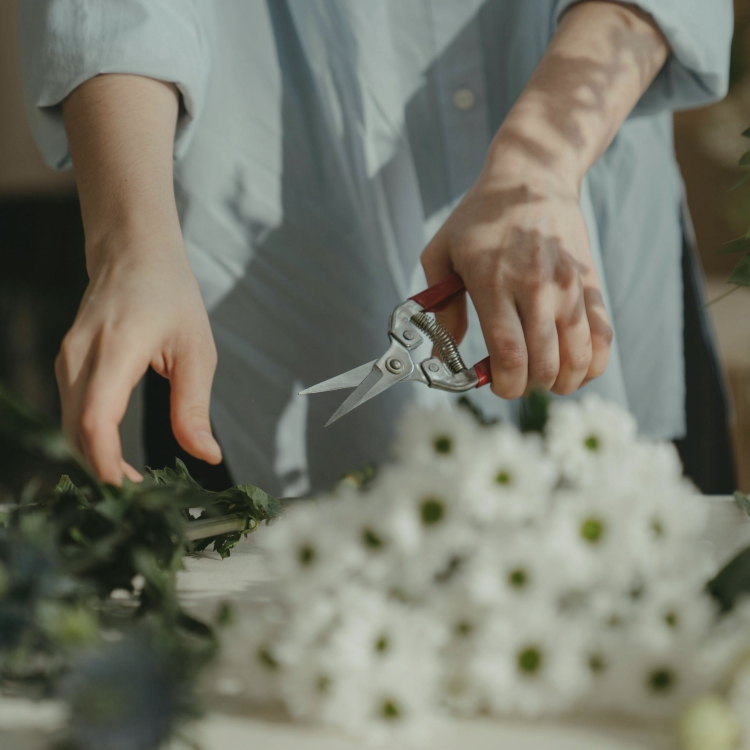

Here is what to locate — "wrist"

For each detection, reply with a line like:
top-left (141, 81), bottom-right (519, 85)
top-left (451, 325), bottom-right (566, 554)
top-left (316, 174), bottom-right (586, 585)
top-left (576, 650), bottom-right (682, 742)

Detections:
top-left (481, 120), bottom-right (583, 200)
top-left (83, 210), bottom-right (185, 278)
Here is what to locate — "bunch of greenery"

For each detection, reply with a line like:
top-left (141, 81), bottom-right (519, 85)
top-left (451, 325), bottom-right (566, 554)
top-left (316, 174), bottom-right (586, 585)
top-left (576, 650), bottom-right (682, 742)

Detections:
top-left (0, 383), bottom-right (280, 749)
top-left (713, 128), bottom-right (750, 303)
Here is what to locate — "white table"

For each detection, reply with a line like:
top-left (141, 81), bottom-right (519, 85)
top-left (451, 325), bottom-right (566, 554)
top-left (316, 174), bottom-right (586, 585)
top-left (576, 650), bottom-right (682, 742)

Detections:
top-left (3, 497), bottom-right (748, 750)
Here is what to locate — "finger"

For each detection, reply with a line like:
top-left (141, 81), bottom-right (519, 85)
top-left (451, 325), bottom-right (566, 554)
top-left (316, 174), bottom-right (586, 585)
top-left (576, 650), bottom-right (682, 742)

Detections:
top-left (516, 295), bottom-right (559, 392)
top-left (121, 459), bottom-right (144, 483)
top-left (471, 290), bottom-right (528, 399)
top-left (421, 231), bottom-right (468, 345)
top-left (78, 336), bottom-right (148, 485)
top-left (583, 285), bottom-right (613, 381)
top-left (55, 334), bottom-right (97, 457)
top-left (168, 341), bottom-right (222, 465)
top-left (553, 290), bottom-right (593, 395)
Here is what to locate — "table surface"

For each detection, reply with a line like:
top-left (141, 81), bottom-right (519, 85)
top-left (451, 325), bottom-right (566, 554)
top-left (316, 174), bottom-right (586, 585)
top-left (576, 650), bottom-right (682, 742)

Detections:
top-left (3, 496), bottom-right (748, 750)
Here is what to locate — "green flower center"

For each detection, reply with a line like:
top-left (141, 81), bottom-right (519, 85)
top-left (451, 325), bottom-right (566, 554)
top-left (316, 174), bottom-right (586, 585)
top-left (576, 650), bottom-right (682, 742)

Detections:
top-left (508, 568), bottom-right (528, 588)
top-left (298, 544), bottom-right (316, 566)
top-left (362, 528), bottom-right (383, 549)
top-left (664, 611), bottom-right (678, 629)
top-left (375, 635), bottom-right (389, 653)
top-left (258, 647), bottom-right (278, 670)
top-left (584, 434), bottom-right (600, 451)
top-left (455, 620), bottom-right (473, 637)
top-left (580, 517), bottom-right (604, 544)
top-left (433, 435), bottom-right (453, 454)
top-left (648, 668), bottom-right (676, 693)
top-left (518, 646), bottom-right (543, 675)
top-left (317, 675), bottom-right (330, 693)
top-left (650, 518), bottom-right (665, 538)
top-left (381, 699), bottom-right (401, 720)
top-left (495, 470), bottom-right (512, 486)
top-left (420, 497), bottom-right (445, 526)
top-left (588, 653), bottom-right (606, 673)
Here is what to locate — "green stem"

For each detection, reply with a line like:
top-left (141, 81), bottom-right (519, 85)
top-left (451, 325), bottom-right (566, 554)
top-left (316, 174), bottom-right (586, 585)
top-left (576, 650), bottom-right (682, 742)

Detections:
top-left (703, 284), bottom-right (743, 310)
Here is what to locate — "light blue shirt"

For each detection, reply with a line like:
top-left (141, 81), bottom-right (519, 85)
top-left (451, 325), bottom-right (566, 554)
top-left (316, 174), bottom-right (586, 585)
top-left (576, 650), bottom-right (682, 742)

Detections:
top-left (19, 1), bottom-right (733, 495)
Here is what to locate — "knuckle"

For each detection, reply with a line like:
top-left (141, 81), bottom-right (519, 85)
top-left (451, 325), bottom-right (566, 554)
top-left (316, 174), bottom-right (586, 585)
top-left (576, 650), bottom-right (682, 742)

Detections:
top-left (597, 323), bottom-right (614, 347)
top-left (529, 359), bottom-right (559, 385)
top-left (567, 348), bottom-right (593, 374)
top-left (492, 339), bottom-right (527, 371)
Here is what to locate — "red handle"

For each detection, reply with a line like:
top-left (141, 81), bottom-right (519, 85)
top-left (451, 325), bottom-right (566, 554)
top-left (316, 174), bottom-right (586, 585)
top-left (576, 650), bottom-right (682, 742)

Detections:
top-left (474, 356), bottom-right (492, 388)
top-left (410, 271), bottom-right (465, 313)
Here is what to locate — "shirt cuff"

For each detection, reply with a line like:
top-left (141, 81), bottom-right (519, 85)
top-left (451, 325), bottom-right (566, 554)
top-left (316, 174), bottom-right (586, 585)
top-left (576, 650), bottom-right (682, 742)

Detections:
top-left (19, 0), bottom-right (214, 170)
top-left (551, 0), bottom-right (733, 116)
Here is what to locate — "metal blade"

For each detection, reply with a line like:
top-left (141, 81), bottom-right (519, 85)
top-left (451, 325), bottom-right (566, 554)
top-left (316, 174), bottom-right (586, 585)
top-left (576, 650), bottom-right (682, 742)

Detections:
top-left (299, 360), bottom-right (377, 395)
top-left (323, 365), bottom-right (387, 427)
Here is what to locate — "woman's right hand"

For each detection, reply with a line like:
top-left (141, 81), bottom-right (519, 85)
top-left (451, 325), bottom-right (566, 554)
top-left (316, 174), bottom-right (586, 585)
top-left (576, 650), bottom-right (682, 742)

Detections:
top-left (56, 227), bottom-right (222, 485)
top-left (60, 73), bottom-right (222, 485)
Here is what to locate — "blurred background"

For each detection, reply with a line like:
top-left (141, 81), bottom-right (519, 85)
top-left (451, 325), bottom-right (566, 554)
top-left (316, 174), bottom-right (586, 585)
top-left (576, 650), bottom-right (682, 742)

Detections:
top-left (3, 0), bottom-right (750, 497)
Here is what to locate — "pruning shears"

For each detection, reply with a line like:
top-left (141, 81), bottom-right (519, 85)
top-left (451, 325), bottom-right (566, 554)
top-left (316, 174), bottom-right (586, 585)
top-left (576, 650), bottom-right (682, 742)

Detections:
top-left (300, 272), bottom-right (493, 426)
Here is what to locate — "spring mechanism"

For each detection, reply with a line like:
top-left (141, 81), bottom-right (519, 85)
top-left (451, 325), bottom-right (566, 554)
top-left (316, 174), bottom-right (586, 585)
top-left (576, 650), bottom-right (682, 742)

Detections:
top-left (410, 311), bottom-right (467, 374)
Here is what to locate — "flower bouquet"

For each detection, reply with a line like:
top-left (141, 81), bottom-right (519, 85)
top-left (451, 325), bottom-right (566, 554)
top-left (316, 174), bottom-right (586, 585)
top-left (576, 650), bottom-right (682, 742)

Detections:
top-left (215, 395), bottom-right (750, 746)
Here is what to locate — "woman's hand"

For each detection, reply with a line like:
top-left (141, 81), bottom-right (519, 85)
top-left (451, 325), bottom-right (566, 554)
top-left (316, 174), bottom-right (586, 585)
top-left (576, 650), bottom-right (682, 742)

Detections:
top-left (422, 160), bottom-right (612, 399)
top-left (60, 74), bottom-right (222, 485)
top-left (422, 1), bottom-right (668, 399)
top-left (56, 227), bottom-right (221, 485)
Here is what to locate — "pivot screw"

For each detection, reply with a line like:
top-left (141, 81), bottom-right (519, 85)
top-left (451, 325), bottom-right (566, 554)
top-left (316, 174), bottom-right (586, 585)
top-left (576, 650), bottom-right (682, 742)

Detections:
top-left (428, 363), bottom-right (440, 373)
top-left (386, 357), bottom-right (404, 374)
top-left (402, 330), bottom-right (415, 341)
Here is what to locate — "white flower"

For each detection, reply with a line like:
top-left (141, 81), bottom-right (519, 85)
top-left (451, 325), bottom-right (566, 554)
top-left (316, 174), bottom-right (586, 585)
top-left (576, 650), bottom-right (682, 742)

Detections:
top-left (459, 425), bottom-right (556, 523)
top-left (260, 501), bottom-right (349, 593)
top-left (217, 601), bottom-right (287, 706)
top-left (547, 489), bottom-right (639, 587)
top-left (629, 487), bottom-right (709, 576)
top-left (473, 604), bottom-right (591, 717)
top-left (601, 636), bottom-right (724, 720)
top-left (630, 580), bottom-right (717, 653)
top-left (374, 465), bottom-right (475, 595)
top-left (545, 394), bottom-right (637, 487)
top-left (332, 486), bottom-right (421, 584)
top-left (462, 528), bottom-right (565, 608)
top-left (678, 694), bottom-right (741, 750)
top-left (393, 404), bottom-right (480, 468)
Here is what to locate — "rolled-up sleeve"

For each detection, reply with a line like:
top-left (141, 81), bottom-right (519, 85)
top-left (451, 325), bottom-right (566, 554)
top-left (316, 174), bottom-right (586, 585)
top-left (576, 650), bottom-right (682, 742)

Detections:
top-left (19, 0), bottom-right (214, 170)
top-left (552, 0), bottom-right (733, 116)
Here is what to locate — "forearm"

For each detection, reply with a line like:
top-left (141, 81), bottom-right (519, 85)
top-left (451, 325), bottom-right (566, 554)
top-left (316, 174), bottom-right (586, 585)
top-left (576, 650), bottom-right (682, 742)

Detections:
top-left (486, 1), bottom-right (669, 190)
top-left (62, 74), bottom-right (182, 270)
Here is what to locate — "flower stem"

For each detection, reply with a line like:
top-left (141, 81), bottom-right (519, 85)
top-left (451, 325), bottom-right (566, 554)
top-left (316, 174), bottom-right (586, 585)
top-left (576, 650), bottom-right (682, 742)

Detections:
top-left (703, 284), bottom-right (742, 310)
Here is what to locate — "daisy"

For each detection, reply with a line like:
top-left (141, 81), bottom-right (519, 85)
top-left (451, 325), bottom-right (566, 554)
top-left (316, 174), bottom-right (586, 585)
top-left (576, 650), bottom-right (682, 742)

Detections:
top-left (459, 425), bottom-right (556, 523)
top-left (545, 394), bottom-right (637, 487)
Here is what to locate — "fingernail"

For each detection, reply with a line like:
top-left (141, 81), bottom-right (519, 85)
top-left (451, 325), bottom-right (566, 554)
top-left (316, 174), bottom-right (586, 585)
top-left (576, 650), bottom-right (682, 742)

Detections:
top-left (197, 430), bottom-right (223, 462)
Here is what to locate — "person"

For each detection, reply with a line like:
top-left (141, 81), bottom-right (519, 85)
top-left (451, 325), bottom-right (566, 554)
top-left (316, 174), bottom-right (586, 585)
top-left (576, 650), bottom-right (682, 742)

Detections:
top-left (19, 1), bottom-right (733, 496)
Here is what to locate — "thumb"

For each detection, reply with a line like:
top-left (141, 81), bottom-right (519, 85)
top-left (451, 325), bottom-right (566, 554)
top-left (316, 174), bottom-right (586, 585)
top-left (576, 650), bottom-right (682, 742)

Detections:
top-left (167, 343), bottom-right (223, 465)
top-left (421, 233), bottom-right (468, 346)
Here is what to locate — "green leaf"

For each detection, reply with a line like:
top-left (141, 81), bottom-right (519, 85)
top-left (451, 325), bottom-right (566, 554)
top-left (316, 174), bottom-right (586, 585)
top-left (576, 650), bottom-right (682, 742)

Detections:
top-left (718, 236), bottom-right (750, 254)
top-left (233, 483), bottom-right (281, 517)
top-left (740, 150), bottom-right (750, 167)
top-left (728, 254), bottom-right (750, 286)
top-left (708, 542), bottom-right (750, 611)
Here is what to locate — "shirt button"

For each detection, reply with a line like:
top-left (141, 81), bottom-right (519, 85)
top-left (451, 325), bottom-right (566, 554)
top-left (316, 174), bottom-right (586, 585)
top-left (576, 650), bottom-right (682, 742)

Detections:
top-left (452, 87), bottom-right (477, 111)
